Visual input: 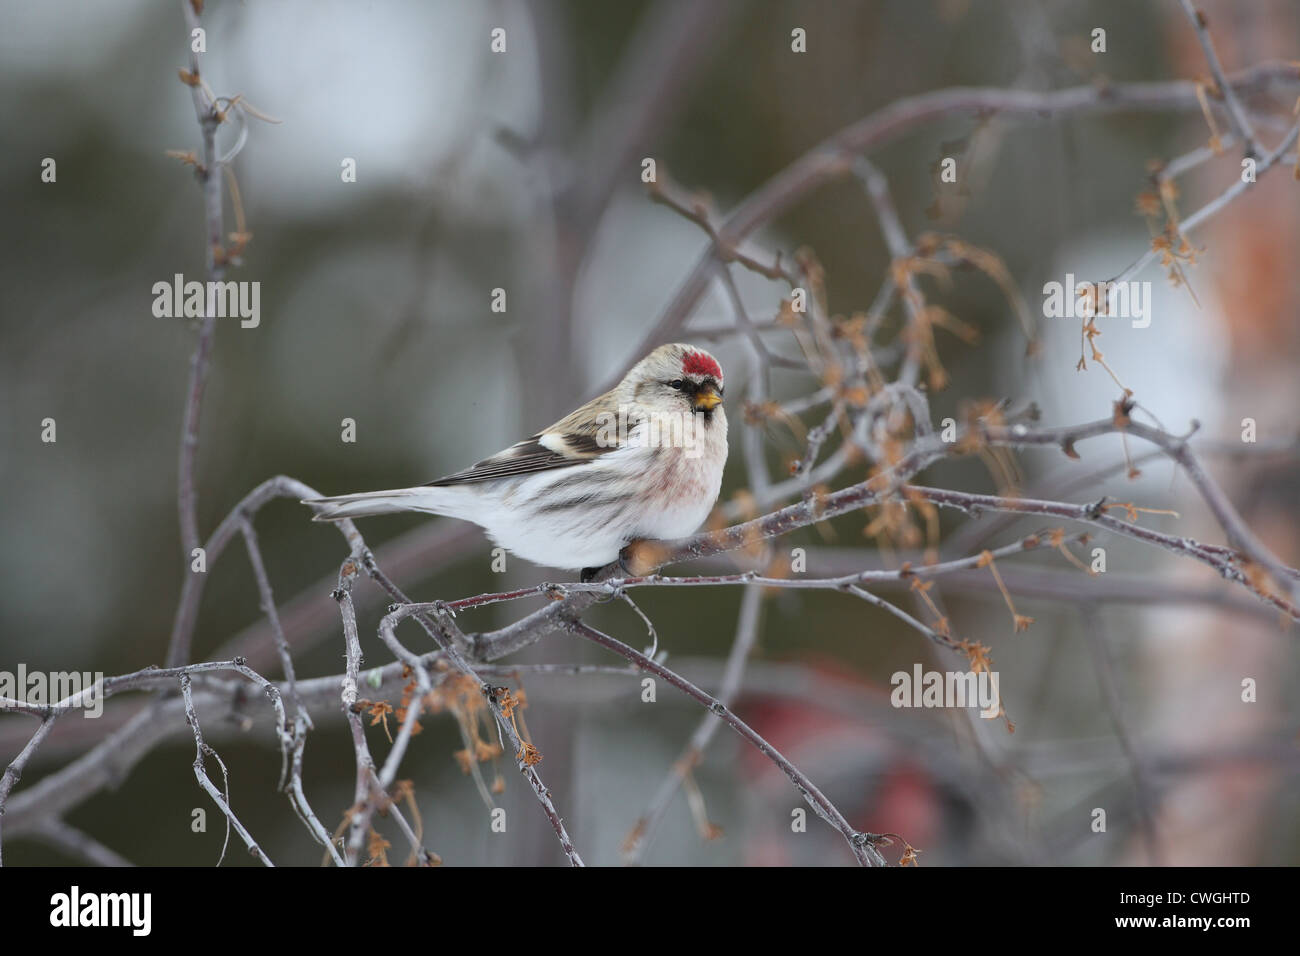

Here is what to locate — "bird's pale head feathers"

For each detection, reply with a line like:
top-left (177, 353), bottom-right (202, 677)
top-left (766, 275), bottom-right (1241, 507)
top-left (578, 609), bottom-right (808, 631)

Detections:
top-left (622, 343), bottom-right (725, 413)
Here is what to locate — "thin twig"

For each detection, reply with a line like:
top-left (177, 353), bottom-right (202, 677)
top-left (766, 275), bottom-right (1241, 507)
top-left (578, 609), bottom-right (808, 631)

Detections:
top-left (566, 618), bottom-right (887, 866)
top-left (1177, 0), bottom-right (1257, 156)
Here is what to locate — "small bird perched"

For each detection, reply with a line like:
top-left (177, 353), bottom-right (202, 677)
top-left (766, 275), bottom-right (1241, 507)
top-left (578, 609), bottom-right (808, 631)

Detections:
top-left (303, 343), bottom-right (728, 576)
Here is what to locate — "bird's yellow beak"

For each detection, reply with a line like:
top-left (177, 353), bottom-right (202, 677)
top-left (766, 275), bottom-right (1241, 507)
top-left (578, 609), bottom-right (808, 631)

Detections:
top-left (694, 385), bottom-right (722, 411)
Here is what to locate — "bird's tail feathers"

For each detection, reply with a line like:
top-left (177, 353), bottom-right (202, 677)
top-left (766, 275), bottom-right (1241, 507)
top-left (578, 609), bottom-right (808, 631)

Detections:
top-left (302, 487), bottom-right (453, 522)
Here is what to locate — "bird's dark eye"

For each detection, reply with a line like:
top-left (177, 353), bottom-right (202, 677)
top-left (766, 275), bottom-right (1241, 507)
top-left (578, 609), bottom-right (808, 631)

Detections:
top-left (668, 379), bottom-right (685, 390)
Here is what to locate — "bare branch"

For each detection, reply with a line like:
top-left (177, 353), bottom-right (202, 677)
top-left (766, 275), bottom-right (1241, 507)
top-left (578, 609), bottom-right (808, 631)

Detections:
top-left (1177, 0), bottom-right (1258, 155)
top-left (565, 618), bottom-right (887, 866)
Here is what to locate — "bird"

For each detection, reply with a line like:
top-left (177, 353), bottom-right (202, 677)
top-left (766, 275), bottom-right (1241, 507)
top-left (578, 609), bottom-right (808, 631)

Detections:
top-left (302, 343), bottom-right (728, 577)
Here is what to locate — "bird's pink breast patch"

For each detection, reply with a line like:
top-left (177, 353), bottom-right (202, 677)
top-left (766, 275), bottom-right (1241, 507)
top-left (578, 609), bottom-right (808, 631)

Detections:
top-left (682, 351), bottom-right (722, 380)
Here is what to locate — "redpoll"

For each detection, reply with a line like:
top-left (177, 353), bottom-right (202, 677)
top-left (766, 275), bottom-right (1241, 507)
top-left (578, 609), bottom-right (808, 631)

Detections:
top-left (303, 344), bottom-right (728, 574)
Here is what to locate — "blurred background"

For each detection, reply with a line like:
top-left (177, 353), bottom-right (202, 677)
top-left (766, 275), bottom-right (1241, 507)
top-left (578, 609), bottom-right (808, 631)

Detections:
top-left (2, 0), bottom-right (1298, 865)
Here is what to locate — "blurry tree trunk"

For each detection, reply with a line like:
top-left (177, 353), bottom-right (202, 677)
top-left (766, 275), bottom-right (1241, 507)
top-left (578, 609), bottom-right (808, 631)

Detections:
top-left (1127, 0), bottom-right (1299, 865)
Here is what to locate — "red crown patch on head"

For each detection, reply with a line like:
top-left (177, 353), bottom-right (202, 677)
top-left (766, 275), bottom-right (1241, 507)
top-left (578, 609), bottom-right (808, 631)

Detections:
top-left (682, 350), bottom-right (722, 380)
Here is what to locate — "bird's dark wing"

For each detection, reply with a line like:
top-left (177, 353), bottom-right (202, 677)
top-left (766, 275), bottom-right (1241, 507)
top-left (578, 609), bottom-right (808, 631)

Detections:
top-left (423, 431), bottom-right (612, 486)
top-left (425, 388), bottom-right (635, 486)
